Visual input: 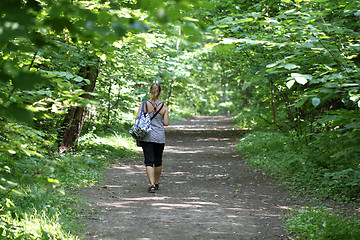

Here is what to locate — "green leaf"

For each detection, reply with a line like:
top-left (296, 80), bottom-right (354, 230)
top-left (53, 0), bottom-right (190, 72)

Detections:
top-left (128, 21), bottom-right (150, 33)
top-left (47, 178), bottom-right (60, 184)
top-left (182, 22), bottom-right (197, 35)
top-left (242, 82), bottom-right (252, 90)
top-left (295, 76), bottom-right (307, 85)
top-left (59, 72), bottom-right (73, 79)
top-left (237, 18), bottom-right (254, 23)
top-left (156, 8), bottom-right (171, 24)
top-left (291, 73), bottom-right (312, 85)
top-left (295, 97), bottom-right (308, 108)
top-left (8, 150), bottom-right (16, 155)
top-left (12, 72), bottom-right (48, 90)
top-left (266, 62), bottom-right (278, 68)
top-left (304, 42), bottom-right (314, 48)
top-left (312, 97), bottom-right (321, 107)
top-left (286, 80), bottom-right (296, 89)
top-left (282, 64), bottom-right (299, 70)
top-left (112, 22), bottom-right (127, 37)
top-left (38, 90), bottom-right (53, 96)
top-left (44, 17), bottom-right (73, 33)
top-left (11, 189), bottom-right (25, 196)
top-left (73, 76), bottom-right (84, 82)
top-left (5, 103), bottom-right (34, 126)
top-left (44, 166), bottom-right (55, 175)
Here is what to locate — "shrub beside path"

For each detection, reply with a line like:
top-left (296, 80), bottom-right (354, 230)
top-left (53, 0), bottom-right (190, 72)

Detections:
top-left (78, 116), bottom-right (304, 239)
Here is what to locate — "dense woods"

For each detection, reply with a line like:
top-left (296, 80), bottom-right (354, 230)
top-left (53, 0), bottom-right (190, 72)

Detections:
top-left (1, 0), bottom-right (359, 238)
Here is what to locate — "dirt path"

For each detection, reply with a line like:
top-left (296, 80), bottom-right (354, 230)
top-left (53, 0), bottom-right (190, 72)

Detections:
top-left (79, 116), bottom-right (303, 239)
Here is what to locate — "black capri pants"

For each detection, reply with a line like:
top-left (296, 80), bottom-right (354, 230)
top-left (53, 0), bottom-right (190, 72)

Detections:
top-left (141, 141), bottom-right (165, 167)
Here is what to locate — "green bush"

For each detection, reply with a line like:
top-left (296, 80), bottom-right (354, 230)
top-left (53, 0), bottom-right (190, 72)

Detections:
top-left (286, 207), bottom-right (360, 240)
top-left (236, 131), bottom-right (360, 201)
top-left (236, 124), bottom-right (360, 240)
top-left (0, 209), bottom-right (79, 240)
top-left (233, 107), bottom-right (267, 129)
top-left (322, 169), bottom-right (360, 201)
top-left (168, 105), bottom-right (195, 122)
top-left (233, 106), bottom-right (288, 130)
top-left (0, 130), bottom-right (136, 239)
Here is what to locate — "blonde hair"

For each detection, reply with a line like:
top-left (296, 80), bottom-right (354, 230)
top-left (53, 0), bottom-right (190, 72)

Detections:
top-left (149, 83), bottom-right (161, 100)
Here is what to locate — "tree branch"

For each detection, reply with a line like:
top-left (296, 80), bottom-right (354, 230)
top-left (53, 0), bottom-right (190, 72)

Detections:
top-left (257, 107), bottom-right (285, 133)
top-left (29, 51), bottom-right (38, 70)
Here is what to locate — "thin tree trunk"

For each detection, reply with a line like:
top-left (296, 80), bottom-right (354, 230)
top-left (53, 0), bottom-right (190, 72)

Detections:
top-left (243, 88), bottom-right (248, 106)
top-left (270, 79), bottom-right (277, 124)
top-left (58, 63), bottom-right (99, 153)
top-left (167, 80), bottom-right (174, 107)
top-left (106, 79), bottom-right (112, 126)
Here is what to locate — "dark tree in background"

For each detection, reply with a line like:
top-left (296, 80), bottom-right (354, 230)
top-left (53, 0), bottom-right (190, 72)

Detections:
top-left (59, 62), bottom-right (99, 152)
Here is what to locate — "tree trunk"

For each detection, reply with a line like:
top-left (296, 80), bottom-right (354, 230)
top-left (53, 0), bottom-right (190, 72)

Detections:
top-left (167, 80), bottom-right (174, 107)
top-left (58, 63), bottom-right (99, 153)
top-left (106, 79), bottom-right (112, 126)
top-left (269, 79), bottom-right (277, 124)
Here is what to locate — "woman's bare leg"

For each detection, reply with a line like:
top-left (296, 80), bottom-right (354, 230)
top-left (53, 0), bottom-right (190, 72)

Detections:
top-left (146, 166), bottom-right (155, 186)
top-left (155, 166), bottom-right (162, 185)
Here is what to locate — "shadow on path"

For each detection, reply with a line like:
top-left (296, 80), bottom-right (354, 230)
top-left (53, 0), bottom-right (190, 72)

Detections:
top-left (79, 115), bottom-right (303, 239)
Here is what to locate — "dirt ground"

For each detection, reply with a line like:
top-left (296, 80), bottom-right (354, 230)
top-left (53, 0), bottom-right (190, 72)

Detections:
top-left (78, 115), bottom-right (306, 240)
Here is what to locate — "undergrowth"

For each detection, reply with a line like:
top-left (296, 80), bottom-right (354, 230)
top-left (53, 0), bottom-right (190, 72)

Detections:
top-left (168, 105), bottom-right (195, 122)
top-left (236, 131), bottom-right (360, 201)
top-left (236, 130), bottom-right (360, 239)
top-left (286, 206), bottom-right (360, 239)
top-left (0, 130), bottom-right (136, 239)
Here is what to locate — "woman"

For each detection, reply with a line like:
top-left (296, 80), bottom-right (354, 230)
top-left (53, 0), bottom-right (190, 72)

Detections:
top-left (135, 83), bottom-right (169, 193)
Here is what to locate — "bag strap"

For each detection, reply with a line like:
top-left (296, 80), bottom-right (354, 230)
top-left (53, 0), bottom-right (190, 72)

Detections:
top-left (145, 101), bottom-right (149, 114)
top-left (135, 101), bottom-right (148, 126)
top-left (141, 101), bottom-right (149, 116)
top-left (150, 102), bottom-right (164, 120)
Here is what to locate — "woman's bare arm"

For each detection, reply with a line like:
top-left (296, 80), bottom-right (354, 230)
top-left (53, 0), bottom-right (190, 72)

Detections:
top-left (163, 104), bottom-right (170, 126)
top-left (135, 104), bottom-right (142, 118)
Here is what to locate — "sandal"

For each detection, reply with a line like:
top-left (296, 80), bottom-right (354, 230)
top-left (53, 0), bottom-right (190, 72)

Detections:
top-left (155, 184), bottom-right (160, 190)
top-left (148, 185), bottom-right (156, 193)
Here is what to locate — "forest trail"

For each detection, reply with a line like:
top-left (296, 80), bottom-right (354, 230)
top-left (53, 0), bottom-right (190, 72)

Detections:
top-left (78, 116), bottom-right (303, 239)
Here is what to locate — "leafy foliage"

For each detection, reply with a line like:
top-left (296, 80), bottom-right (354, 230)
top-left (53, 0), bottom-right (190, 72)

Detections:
top-left (286, 207), bottom-right (360, 240)
top-left (236, 131), bottom-right (360, 201)
top-left (237, 129), bottom-right (360, 238)
top-left (1, 0), bottom-right (209, 237)
top-left (0, 130), bottom-right (135, 239)
top-left (1, 0), bottom-right (360, 238)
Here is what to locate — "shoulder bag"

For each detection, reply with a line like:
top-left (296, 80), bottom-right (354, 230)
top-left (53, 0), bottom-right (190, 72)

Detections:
top-left (129, 101), bottom-right (164, 141)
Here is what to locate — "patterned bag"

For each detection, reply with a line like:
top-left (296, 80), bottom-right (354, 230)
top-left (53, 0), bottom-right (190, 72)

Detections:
top-left (129, 101), bottom-right (151, 140)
